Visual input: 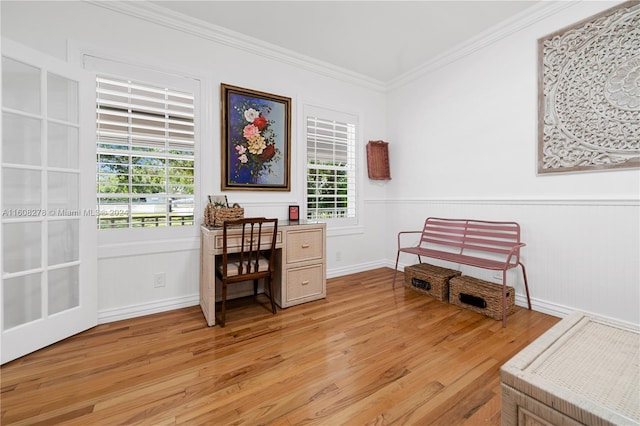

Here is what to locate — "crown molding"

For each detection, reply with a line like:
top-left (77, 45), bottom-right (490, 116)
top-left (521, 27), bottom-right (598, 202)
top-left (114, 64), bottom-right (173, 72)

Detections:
top-left (386, 1), bottom-right (578, 90)
top-left (84, 0), bottom-right (387, 92)
top-left (85, 0), bottom-right (581, 93)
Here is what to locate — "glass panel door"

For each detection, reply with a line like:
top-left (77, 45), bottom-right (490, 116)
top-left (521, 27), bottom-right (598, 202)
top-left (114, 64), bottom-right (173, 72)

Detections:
top-left (1, 39), bottom-right (96, 364)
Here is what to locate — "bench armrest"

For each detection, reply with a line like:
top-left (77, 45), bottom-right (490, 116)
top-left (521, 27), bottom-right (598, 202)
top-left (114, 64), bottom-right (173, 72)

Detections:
top-left (397, 230), bottom-right (422, 249)
top-left (504, 242), bottom-right (526, 267)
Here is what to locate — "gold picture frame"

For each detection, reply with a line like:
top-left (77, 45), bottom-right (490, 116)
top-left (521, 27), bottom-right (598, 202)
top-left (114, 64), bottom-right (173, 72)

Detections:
top-left (221, 84), bottom-right (291, 190)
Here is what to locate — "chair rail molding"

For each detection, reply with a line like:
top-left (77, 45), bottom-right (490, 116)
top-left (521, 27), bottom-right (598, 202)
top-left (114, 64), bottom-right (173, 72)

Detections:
top-left (98, 237), bottom-right (200, 259)
top-left (373, 197), bottom-right (640, 207)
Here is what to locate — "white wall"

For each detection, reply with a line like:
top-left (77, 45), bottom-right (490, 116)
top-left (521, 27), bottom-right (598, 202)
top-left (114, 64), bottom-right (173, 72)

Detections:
top-left (386, 1), bottom-right (640, 325)
top-left (3, 1), bottom-right (638, 326)
top-left (1, 1), bottom-right (389, 322)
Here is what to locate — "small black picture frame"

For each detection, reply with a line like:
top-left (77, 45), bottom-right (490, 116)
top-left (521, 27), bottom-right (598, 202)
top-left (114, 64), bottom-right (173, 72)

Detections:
top-left (289, 205), bottom-right (299, 221)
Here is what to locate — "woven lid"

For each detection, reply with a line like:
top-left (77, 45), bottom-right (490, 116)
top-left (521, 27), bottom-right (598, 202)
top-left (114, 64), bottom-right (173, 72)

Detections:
top-left (528, 319), bottom-right (639, 422)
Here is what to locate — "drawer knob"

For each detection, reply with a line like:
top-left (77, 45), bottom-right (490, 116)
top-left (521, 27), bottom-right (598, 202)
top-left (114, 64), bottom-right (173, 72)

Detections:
top-left (301, 243), bottom-right (310, 248)
top-left (301, 280), bottom-right (310, 285)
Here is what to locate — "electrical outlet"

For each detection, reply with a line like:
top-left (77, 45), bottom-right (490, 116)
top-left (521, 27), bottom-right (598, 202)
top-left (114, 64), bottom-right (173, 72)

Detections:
top-left (493, 271), bottom-right (503, 280)
top-left (336, 251), bottom-right (342, 261)
top-left (154, 272), bottom-right (166, 288)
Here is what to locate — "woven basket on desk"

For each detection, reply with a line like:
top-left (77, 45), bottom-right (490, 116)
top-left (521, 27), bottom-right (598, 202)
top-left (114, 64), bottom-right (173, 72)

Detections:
top-left (204, 203), bottom-right (244, 227)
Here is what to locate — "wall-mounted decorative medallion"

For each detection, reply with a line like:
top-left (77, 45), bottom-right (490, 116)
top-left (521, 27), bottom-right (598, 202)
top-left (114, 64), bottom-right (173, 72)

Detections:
top-left (538, 1), bottom-right (640, 174)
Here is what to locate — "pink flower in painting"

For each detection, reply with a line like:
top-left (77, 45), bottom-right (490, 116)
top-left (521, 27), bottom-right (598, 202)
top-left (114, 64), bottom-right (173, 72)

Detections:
top-left (243, 124), bottom-right (260, 140)
top-left (235, 144), bottom-right (246, 155)
top-left (238, 154), bottom-right (248, 163)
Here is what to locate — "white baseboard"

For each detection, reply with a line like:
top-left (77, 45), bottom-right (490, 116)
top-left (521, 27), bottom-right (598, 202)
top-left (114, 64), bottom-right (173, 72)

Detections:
top-left (518, 295), bottom-right (570, 318)
top-left (97, 282), bottom-right (266, 324)
top-left (98, 294), bottom-right (199, 324)
top-left (98, 261), bottom-right (587, 324)
top-left (327, 260), bottom-right (388, 279)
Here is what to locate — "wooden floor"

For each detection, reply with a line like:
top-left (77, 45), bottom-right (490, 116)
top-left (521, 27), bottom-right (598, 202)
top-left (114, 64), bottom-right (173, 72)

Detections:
top-left (1, 267), bottom-right (559, 425)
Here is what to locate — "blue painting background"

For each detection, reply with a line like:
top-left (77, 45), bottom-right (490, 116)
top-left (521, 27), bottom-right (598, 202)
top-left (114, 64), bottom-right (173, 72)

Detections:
top-left (227, 92), bottom-right (286, 186)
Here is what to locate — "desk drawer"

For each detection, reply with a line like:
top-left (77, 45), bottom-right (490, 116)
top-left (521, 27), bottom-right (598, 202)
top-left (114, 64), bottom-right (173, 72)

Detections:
top-left (214, 230), bottom-right (282, 251)
top-left (286, 264), bottom-right (324, 302)
top-left (286, 229), bottom-right (324, 264)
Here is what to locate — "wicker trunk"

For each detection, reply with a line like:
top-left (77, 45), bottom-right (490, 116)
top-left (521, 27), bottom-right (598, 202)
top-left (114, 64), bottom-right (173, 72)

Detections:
top-left (403, 263), bottom-right (461, 301)
top-left (449, 275), bottom-right (515, 320)
top-left (501, 312), bottom-right (639, 425)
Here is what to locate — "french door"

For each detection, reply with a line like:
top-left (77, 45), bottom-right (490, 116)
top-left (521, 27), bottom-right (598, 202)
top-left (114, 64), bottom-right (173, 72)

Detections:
top-left (1, 39), bottom-right (97, 364)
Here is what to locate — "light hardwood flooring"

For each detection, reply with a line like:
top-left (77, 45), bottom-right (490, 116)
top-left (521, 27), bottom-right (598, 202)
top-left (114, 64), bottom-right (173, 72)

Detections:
top-left (1, 267), bottom-right (559, 425)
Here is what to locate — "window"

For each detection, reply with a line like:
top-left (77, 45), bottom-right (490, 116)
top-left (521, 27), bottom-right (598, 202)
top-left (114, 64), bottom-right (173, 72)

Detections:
top-left (95, 75), bottom-right (195, 229)
top-left (305, 107), bottom-right (357, 225)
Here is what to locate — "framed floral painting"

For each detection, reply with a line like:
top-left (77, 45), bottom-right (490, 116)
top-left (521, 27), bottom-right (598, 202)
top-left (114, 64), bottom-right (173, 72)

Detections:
top-left (221, 84), bottom-right (291, 190)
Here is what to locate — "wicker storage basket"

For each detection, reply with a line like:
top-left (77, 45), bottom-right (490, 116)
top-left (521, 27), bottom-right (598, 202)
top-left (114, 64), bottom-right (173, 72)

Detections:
top-left (204, 203), bottom-right (244, 227)
top-left (404, 263), bottom-right (461, 301)
top-left (366, 140), bottom-right (391, 180)
top-left (449, 275), bottom-right (515, 320)
top-left (501, 312), bottom-right (640, 425)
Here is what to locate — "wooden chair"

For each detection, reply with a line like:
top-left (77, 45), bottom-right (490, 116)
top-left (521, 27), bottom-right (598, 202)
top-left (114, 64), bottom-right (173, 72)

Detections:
top-left (215, 217), bottom-right (278, 327)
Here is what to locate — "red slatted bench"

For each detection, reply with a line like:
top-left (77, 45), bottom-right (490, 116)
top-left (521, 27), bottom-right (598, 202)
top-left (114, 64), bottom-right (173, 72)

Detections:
top-left (394, 217), bottom-right (531, 327)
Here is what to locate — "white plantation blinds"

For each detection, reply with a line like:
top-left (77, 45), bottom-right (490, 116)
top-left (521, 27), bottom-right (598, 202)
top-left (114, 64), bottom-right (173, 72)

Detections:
top-left (306, 109), bottom-right (357, 222)
top-left (96, 75), bottom-right (195, 229)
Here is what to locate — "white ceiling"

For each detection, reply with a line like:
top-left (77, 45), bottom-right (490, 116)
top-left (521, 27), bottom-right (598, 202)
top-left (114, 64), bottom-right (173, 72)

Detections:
top-left (149, 1), bottom-right (539, 83)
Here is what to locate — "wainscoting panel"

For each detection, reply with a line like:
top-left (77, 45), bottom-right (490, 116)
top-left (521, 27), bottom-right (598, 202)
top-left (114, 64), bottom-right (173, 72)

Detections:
top-left (380, 198), bottom-right (640, 325)
top-left (95, 199), bottom-right (638, 327)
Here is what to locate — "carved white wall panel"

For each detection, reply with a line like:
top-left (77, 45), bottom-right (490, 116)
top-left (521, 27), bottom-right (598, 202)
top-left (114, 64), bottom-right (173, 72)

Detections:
top-left (538, 1), bottom-right (640, 174)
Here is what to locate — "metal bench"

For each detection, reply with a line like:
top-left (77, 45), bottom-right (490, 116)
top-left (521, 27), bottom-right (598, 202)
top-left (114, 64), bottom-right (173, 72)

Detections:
top-left (394, 217), bottom-right (531, 327)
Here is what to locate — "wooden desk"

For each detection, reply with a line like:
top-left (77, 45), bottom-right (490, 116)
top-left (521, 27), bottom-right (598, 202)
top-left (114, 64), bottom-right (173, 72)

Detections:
top-left (199, 221), bottom-right (326, 326)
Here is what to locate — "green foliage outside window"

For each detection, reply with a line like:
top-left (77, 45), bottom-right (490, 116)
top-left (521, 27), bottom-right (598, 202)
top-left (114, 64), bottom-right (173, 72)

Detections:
top-left (97, 150), bottom-right (195, 229)
top-left (307, 162), bottom-right (349, 219)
